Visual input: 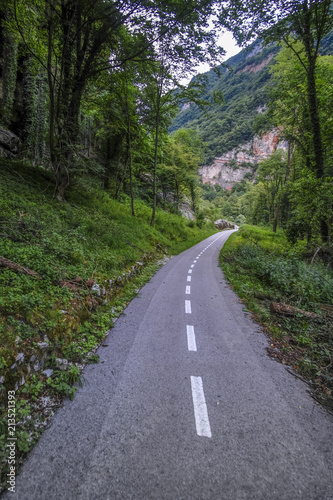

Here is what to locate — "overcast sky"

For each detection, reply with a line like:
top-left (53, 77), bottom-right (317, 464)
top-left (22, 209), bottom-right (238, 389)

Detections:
top-left (197, 30), bottom-right (241, 75)
top-left (181, 30), bottom-right (241, 84)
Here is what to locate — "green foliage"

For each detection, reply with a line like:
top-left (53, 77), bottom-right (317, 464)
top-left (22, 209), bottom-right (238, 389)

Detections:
top-left (1, 25), bottom-right (18, 127)
top-left (220, 225), bottom-right (333, 408)
top-left (47, 367), bottom-right (82, 400)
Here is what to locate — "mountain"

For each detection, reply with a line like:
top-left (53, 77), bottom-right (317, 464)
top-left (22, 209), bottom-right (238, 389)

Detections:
top-left (171, 40), bottom-right (280, 164)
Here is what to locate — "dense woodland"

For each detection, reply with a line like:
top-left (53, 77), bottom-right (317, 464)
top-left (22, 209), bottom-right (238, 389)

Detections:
top-left (1, 1), bottom-right (333, 485)
top-left (0, 0), bottom-right (226, 223)
top-left (0, 0), bottom-right (332, 247)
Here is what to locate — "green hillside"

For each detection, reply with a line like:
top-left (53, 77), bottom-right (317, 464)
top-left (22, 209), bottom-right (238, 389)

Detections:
top-left (0, 157), bottom-right (218, 486)
top-left (171, 42), bottom-right (280, 162)
top-left (172, 31), bottom-right (333, 164)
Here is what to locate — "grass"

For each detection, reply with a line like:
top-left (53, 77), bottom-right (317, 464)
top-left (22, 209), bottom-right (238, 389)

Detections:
top-left (0, 158), bottom-right (217, 492)
top-left (220, 225), bottom-right (333, 410)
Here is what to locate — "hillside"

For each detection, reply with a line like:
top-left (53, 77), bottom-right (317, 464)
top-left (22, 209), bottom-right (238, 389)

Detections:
top-left (171, 41), bottom-right (280, 163)
top-left (172, 31), bottom-right (333, 167)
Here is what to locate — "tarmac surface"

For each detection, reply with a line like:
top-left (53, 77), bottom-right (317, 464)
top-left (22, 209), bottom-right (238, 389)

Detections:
top-left (5, 230), bottom-right (333, 499)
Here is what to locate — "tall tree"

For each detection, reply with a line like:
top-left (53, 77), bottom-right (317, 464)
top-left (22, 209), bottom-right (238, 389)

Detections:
top-left (9, 0), bottom-right (220, 200)
top-left (218, 0), bottom-right (333, 241)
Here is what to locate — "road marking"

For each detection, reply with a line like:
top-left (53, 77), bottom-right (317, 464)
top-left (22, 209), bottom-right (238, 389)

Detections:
top-left (185, 300), bottom-right (191, 314)
top-left (186, 285), bottom-right (191, 294)
top-left (187, 325), bottom-right (197, 351)
top-left (193, 260), bottom-right (197, 263)
top-left (187, 276), bottom-right (191, 282)
top-left (190, 376), bottom-right (212, 438)
top-left (188, 269), bottom-right (192, 274)
top-left (191, 264), bottom-right (194, 268)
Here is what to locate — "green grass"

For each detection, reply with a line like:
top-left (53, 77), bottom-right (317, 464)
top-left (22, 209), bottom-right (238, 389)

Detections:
top-left (220, 225), bottom-right (333, 410)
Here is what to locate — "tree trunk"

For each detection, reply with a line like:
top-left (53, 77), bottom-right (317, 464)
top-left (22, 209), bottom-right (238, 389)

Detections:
top-left (272, 144), bottom-right (293, 232)
top-left (302, 7), bottom-right (328, 242)
top-left (127, 118), bottom-right (135, 217)
top-left (150, 96), bottom-right (161, 227)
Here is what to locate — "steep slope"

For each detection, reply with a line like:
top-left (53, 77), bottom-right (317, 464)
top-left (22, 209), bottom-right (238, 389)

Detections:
top-left (199, 128), bottom-right (288, 189)
top-left (172, 31), bottom-right (333, 172)
top-left (171, 41), bottom-right (280, 163)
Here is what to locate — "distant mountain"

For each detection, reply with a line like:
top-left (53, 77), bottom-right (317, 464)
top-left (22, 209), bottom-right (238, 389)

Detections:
top-left (171, 32), bottom-right (333, 166)
top-left (171, 40), bottom-right (280, 163)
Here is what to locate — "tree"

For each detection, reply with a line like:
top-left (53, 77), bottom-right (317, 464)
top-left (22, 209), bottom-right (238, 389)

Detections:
top-left (161, 129), bottom-right (204, 210)
top-left (10, 0), bottom-right (221, 200)
top-left (218, 0), bottom-right (333, 241)
top-left (256, 150), bottom-right (289, 231)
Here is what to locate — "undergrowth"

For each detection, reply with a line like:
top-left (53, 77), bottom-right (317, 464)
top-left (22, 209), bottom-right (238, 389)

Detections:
top-left (220, 225), bottom-right (333, 410)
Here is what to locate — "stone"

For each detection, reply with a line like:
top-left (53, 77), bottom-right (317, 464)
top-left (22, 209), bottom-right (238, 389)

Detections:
top-left (214, 219), bottom-right (235, 230)
top-left (0, 376), bottom-right (5, 384)
top-left (42, 369), bottom-right (54, 378)
top-left (91, 283), bottom-right (100, 296)
top-left (16, 353), bottom-right (24, 364)
top-left (55, 358), bottom-right (68, 370)
top-left (0, 126), bottom-right (20, 157)
top-left (38, 342), bottom-right (49, 350)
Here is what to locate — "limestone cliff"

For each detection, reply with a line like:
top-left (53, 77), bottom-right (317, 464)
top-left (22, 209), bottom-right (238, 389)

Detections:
top-left (199, 129), bottom-right (288, 189)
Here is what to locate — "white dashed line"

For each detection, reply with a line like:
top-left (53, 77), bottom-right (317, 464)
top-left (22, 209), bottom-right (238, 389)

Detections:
top-left (186, 286), bottom-right (191, 294)
top-left (185, 300), bottom-right (191, 314)
top-left (193, 260), bottom-right (197, 263)
top-left (190, 376), bottom-right (212, 438)
top-left (187, 276), bottom-right (191, 282)
top-left (187, 325), bottom-right (197, 351)
top-left (191, 264), bottom-right (195, 268)
top-left (188, 269), bottom-right (192, 274)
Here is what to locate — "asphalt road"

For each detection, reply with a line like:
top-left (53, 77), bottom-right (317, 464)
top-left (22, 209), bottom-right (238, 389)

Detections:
top-left (6, 230), bottom-right (333, 500)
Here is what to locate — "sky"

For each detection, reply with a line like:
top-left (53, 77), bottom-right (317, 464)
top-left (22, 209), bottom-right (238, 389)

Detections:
top-left (181, 30), bottom-right (241, 84)
top-left (196, 30), bottom-right (241, 75)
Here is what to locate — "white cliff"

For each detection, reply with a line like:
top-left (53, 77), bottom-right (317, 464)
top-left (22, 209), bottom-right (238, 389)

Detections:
top-left (199, 129), bottom-right (288, 190)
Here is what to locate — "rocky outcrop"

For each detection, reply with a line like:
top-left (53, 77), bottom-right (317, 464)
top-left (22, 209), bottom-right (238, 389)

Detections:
top-left (214, 219), bottom-right (235, 230)
top-left (200, 162), bottom-right (253, 190)
top-left (238, 54), bottom-right (275, 74)
top-left (199, 129), bottom-right (288, 189)
top-left (0, 126), bottom-right (20, 157)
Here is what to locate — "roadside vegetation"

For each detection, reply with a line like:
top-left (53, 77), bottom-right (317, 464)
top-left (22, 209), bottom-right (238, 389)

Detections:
top-left (0, 158), bottom-right (217, 491)
top-left (220, 225), bottom-right (333, 410)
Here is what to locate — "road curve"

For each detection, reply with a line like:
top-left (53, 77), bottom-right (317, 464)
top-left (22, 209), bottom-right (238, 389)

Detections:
top-left (6, 230), bottom-right (333, 500)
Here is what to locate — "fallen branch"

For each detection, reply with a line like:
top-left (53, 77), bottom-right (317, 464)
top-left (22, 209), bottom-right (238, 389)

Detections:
top-left (320, 304), bottom-right (333, 317)
top-left (270, 302), bottom-right (319, 318)
top-left (311, 246), bottom-right (322, 264)
top-left (0, 256), bottom-right (42, 278)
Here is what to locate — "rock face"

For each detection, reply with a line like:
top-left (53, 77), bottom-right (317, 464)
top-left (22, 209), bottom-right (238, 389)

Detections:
top-left (214, 219), bottom-right (235, 230)
top-left (0, 126), bottom-right (20, 157)
top-left (199, 129), bottom-right (288, 189)
top-left (200, 162), bottom-right (253, 190)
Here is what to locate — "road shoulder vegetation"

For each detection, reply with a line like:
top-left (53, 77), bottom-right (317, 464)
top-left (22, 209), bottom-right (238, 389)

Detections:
top-left (220, 225), bottom-right (333, 411)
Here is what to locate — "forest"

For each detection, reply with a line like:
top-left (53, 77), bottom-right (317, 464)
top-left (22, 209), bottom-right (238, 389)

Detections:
top-left (1, 0), bottom-right (333, 488)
